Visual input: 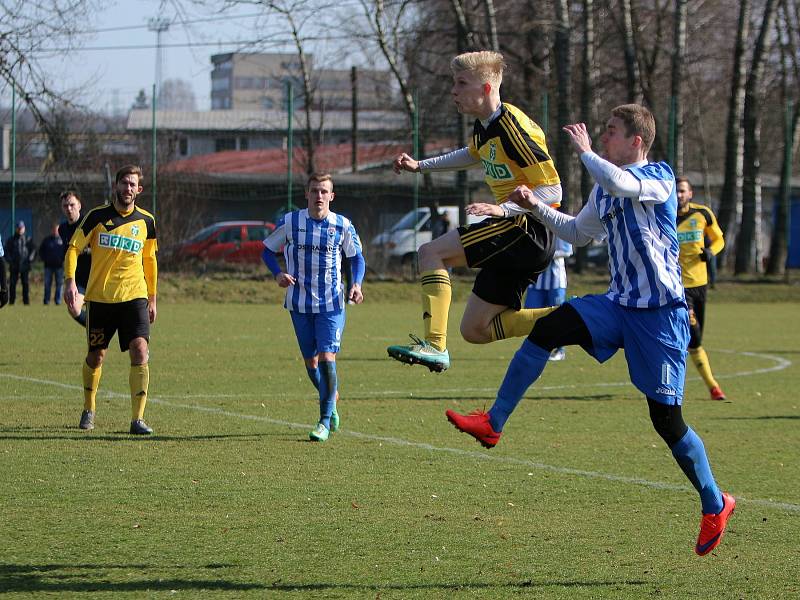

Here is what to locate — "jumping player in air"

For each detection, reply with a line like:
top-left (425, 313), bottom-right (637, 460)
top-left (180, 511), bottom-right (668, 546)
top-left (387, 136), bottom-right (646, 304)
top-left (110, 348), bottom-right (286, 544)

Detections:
top-left (387, 50), bottom-right (561, 373)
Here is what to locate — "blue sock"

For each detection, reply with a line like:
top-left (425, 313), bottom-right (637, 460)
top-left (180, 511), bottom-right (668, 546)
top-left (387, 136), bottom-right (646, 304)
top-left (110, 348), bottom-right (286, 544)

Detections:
top-left (318, 361), bottom-right (338, 429)
top-left (306, 366), bottom-right (321, 391)
top-left (671, 428), bottom-right (724, 514)
top-left (488, 340), bottom-right (550, 432)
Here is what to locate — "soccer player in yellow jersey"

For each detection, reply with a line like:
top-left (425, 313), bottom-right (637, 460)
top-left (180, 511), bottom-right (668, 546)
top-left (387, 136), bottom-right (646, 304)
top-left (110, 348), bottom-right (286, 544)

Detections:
top-left (676, 177), bottom-right (726, 401)
top-left (64, 165), bottom-right (158, 434)
top-left (388, 50), bottom-right (561, 372)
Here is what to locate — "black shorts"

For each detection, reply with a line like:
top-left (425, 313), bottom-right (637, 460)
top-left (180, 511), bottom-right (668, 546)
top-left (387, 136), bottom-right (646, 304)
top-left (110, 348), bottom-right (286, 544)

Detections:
top-left (86, 299), bottom-right (150, 352)
top-left (458, 214), bottom-right (554, 309)
top-left (684, 285), bottom-right (707, 347)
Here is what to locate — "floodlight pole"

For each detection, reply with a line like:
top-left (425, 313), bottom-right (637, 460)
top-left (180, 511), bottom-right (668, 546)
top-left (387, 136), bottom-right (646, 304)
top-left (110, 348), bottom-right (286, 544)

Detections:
top-left (148, 17), bottom-right (170, 97)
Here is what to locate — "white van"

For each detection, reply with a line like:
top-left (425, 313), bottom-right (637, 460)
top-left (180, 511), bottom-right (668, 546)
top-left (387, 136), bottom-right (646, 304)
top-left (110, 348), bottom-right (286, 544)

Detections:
top-left (370, 205), bottom-right (484, 271)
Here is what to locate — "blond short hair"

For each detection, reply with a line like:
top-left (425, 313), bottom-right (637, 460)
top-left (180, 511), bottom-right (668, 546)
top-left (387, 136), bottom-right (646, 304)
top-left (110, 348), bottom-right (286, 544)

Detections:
top-left (611, 104), bottom-right (656, 155)
top-left (307, 172), bottom-right (333, 191)
top-left (450, 51), bottom-right (506, 87)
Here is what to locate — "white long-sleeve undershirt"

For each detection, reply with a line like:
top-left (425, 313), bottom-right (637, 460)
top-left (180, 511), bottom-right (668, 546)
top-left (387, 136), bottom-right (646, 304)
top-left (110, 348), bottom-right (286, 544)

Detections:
top-left (580, 151), bottom-right (642, 198)
top-left (417, 147), bottom-right (478, 171)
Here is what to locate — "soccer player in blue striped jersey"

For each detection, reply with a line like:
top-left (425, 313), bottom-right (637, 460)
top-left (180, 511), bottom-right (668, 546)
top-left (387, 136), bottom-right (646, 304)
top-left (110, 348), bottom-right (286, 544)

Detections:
top-left (447, 105), bottom-right (735, 556)
top-left (262, 173), bottom-right (365, 442)
top-left (524, 237), bottom-right (572, 360)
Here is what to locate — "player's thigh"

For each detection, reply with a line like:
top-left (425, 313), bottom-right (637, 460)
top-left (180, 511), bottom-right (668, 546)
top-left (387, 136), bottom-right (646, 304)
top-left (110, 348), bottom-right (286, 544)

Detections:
top-left (460, 215), bottom-right (553, 273)
top-left (461, 292), bottom-right (508, 333)
top-left (117, 299), bottom-right (151, 353)
top-left (622, 304), bottom-right (689, 404)
top-left (313, 310), bottom-right (345, 355)
top-left (418, 228), bottom-right (467, 270)
top-left (471, 266), bottom-right (532, 311)
top-left (85, 301), bottom-right (117, 352)
top-left (289, 311), bottom-right (319, 359)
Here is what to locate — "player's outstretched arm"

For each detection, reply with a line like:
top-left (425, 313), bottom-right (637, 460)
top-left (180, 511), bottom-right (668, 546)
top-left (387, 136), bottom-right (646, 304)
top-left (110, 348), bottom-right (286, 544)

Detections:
top-left (562, 123), bottom-right (593, 155)
top-left (393, 153), bottom-right (420, 174)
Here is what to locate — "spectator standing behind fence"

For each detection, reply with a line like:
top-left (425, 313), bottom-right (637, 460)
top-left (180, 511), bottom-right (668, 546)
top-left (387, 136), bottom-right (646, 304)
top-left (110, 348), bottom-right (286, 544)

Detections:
top-left (40, 223), bottom-right (65, 305)
top-left (4, 221), bottom-right (36, 305)
top-left (524, 236), bottom-right (572, 361)
top-left (0, 233), bottom-right (8, 308)
top-left (59, 190), bottom-right (90, 326)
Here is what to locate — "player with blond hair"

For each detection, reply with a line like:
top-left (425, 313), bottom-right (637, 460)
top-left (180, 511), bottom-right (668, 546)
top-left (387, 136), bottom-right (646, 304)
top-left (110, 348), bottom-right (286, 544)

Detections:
top-left (388, 50), bottom-right (561, 373)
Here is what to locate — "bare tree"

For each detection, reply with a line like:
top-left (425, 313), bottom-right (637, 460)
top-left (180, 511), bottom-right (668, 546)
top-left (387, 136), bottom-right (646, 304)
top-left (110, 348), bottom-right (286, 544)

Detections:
top-left (553, 0), bottom-right (573, 214)
top-left (767, 0), bottom-right (800, 275)
top-left (158, 79), bottom-right (198, 111)
top-left (736, 0), bottom-right (779, 274)
top-left (0, 0), bottom-right (101, 165)
top-left (620, 0), bottom-right (643, 104)
top-left (716, 0), bottom-right (751, 269)
top-left (670, 0), bottom-right (687, 173)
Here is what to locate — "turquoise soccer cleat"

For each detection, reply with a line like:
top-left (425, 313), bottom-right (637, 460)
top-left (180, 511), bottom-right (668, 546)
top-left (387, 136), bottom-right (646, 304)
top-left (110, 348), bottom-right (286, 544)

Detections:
top-left (387, 334), bottom-right (450, 372)
top-left (309, 422), bottom-right (330, 442)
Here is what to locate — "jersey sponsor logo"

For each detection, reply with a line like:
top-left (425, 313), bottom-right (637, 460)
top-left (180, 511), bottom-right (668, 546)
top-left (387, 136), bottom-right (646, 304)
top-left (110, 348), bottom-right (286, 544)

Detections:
top-left (600, 205), bottom-right (624, 224)
top-left (655, 386), bottom-right (677, 397)
top-left (131, 225), bottom-right (140, 236)
top-left (98, 232), bottom-right (143, 254)
top-left (489, 141), bottom-right (497, 161)
top-left (296, 243), bottom-right (337, 253)
top-left (481, 159), bottom-right (513, 180)
top-left (677, 230), bottom-right (703, 243)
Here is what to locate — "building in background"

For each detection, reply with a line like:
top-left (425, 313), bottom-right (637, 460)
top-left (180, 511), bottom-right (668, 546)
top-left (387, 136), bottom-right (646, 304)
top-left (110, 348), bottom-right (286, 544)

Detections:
top-left (210, 52), bottom-right (393, 111)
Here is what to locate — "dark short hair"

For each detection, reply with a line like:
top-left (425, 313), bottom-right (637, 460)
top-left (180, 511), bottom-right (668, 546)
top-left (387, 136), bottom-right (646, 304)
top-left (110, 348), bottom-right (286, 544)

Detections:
top-left (60, 189), bottom-right (81, 202)
top-left (115, 164), bottom-right (143, 183)
top-left (676, 177), bottom-right (693, 190)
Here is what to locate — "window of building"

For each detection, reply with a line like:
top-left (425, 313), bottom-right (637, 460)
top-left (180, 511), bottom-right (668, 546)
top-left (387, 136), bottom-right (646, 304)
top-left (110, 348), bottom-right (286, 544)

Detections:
top-left (179, 138), bottom-right (188, 156)
top-left (212, 77), bottom-right (230, 91)
top-left (215, 138), bottom-right (236, 152)
top-left (239, 137), bottom-right (249, 151)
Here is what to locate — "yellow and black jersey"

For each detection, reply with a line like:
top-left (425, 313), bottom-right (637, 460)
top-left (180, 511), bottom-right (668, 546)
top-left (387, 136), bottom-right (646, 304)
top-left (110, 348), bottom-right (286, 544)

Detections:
top-left (468, 103), bottom-right (561, 205)
top-left (677, 202), bottom-right (724, 288)
top-left (64, 203), bottom-right (158, 303)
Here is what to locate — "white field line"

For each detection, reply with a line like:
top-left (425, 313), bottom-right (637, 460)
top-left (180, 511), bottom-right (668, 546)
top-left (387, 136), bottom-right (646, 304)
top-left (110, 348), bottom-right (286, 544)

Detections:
top-left (1, 349), bottom-right (797, 513)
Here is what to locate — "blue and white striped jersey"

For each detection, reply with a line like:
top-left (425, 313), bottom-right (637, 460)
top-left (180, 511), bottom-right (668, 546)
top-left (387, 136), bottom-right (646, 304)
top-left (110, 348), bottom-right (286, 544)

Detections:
top-left (264, 209), bottom-right (362, 313)
top-left (585, 161), bottom-right (683, 308)
top-left (533, 237), bottom-right (572, 290)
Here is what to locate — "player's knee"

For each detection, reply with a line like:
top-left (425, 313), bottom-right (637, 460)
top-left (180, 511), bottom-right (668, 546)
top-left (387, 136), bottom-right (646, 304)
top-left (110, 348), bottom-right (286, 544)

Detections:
top-left (129, 338), bottom-right (149, 364)
top-left (459, 320), bottom-right (488, 344)
top-left (647, 398), bottom-right (688, 448)
top-left (86, 350), bottom-right (105, 369)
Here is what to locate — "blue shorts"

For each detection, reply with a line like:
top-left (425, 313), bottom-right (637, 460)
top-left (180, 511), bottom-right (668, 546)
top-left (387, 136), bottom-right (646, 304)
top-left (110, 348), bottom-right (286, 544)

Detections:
top-left (289, 310), bottom-right (346, 359)
top-left (525, 286), bottom-right (566, 309)
top-left (569, 294), bottom-right (689, 405)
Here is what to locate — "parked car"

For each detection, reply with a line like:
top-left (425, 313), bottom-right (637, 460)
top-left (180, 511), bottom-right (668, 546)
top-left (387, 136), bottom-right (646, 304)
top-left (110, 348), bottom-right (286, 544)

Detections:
top-left (175, 220), bottom-right (275, 264)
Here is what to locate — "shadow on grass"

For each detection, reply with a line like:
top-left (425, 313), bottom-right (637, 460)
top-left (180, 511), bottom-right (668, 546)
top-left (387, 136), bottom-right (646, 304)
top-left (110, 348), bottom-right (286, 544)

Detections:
top-left (0, 428), bottom-right (279, 442)
top-left (714, 415), bottom-right (800, 421)
top-left (0, 563), bottom-right (648, 593)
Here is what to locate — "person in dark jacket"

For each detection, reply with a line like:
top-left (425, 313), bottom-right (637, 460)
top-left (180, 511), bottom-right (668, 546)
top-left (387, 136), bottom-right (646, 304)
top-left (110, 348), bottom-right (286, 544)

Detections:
top-left (0, 233), bottom-right (8, 308)
top-left (4, 221), bottom-right (36, 305)
top-left (40, 222), bottom-right (66, 305)
top-left (58, 190), bottom-right (90, 326)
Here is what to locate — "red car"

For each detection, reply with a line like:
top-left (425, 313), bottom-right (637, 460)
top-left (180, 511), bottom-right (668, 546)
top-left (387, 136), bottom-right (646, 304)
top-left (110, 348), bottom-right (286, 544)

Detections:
top-left (176, 220), bottom-right (276, 264)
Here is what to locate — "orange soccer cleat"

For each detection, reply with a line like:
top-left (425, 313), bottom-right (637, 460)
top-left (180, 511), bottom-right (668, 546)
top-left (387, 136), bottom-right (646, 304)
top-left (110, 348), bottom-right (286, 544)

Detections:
top-left (695, 492), bottom-right (736, 556)
top-left (445, 409), bottom-right (502, 449)
top-left (710, 386), bottom-right (726, 401)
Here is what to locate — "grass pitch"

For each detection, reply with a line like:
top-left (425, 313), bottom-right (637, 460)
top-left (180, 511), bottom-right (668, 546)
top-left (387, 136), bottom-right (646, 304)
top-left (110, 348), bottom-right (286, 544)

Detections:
top-left (1, 284), bottom-right (799, 598)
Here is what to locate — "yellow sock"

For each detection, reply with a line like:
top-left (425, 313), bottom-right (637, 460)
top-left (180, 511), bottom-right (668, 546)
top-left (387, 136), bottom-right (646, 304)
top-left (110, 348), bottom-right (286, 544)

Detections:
top-left (489, 306), bottom-right (559, 341)
top-left (420, 269), bottom-right (451, 351)
top-left (130, 364), bottom-right (150, 421)
top-left (689, 347), bottom-right (719, 390)
top-left (82, 362), bottom-right (102, 412)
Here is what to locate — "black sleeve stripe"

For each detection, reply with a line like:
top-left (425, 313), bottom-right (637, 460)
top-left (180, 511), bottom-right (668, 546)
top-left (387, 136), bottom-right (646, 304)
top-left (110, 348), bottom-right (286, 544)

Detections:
top-left (500, 113), bottom-right (552, 166)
